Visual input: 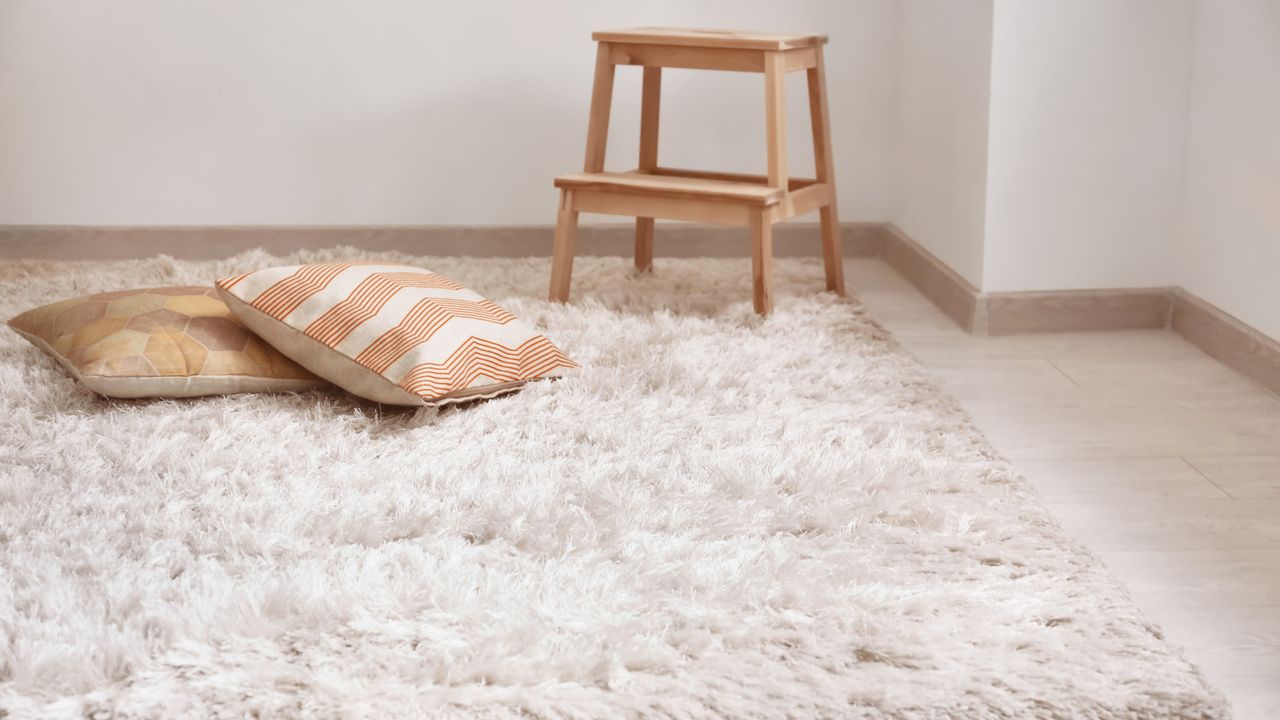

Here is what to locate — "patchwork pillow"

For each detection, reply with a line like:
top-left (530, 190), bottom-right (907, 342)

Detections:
top-left (7, 286), bottom-right (326, 398)
top-left (215, 262), bottom-right (576, 406)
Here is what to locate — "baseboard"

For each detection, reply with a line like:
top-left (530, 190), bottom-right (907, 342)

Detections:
top-left (982, 288), bottom-right (1173, 335)
top-left (880, 224), bottom-right (1172, 336)
top-left (877, 224), bottom-right (1279, 396)
top-left (0, 222), bottom-right (885, 261)
top-left (1171, 289), bottom-right (1280, 396)
top-left (881, 225), bottom-right (985, 333)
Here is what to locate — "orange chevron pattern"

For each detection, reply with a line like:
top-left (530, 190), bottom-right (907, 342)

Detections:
top-left (303, 271), bottom-right (464, 347)
top-left (398, 335), bottom-right (575, 399)
top-left (216, 270), bottom-right (255, 290)
top-left (249, 263), bottom-right (355, 320)
top-left (216, 262), bottom-right (576, 405)
top-left (354, 297), bottom-right (516, 373)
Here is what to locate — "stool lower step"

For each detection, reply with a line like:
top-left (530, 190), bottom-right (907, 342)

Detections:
top-left (554, 170), bottom-right (785, 206)
top-left (555, 168), bottom-right (829, 228)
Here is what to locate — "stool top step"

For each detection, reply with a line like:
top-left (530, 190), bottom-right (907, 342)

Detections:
top-left (555, 171), bottom-right (785, 206)
top-left (592, 27), bottom-right (827, 52)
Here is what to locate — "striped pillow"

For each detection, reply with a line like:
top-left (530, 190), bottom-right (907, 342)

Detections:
top-left (215, 262), bottom-right (576, 406)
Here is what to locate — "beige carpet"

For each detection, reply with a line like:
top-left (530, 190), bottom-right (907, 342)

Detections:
top-left (0, 250), bottom-right (1227, 719)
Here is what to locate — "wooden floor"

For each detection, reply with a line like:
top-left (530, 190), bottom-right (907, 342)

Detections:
top-left (847, 258), bottom-right (1280, 719)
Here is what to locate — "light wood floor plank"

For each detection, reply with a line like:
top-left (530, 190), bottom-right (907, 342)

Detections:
top-left (1100, 549), bottom-right (1280, 607)
top-left (1015, 457), bottom-right (1228, 501)
top-left (1046, 498), bottom-right (1280, 551)
top-left (1140, 606), bottom-right (1280, 678)
top-left (1185, 454), bottom-right (1280, 498)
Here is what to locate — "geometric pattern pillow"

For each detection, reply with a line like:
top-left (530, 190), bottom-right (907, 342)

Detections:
top-left (6, 286), bottom-right (327, 399)
top-left (215, 262), bottom-right (577, 406)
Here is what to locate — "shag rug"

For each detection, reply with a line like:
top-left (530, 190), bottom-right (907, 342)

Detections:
top-left (0, 250), bottom-right (1226, 719)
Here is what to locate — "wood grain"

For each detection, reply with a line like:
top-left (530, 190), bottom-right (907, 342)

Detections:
top-left (985, 288), bottom-right (1172, 335)
top-left (767, 183), bottom-right (829, 223)
top-left (750, 210), bottom-right (773, 315)
top-left (784, 47), bottom-right (818, 72)
top-left (877, 226), bottom-right (1280, 374)
top-left (1184, 455), bottom-right (1280, 498)
top-left (881, 225), bottom-right (984, 333)
top-left (1173, 288), bottom-right (1280, 397)
top-left (1141, 605), bottom-right (1280, 678)
top-left (638, 68), bottom-right (661, 172)
top-left (647, 166), bottom-right (816, 190)
top-left (592, 27), bottom-right (826, 51)
top-left (548, 190), bottom-right (578, 302)
top-left (583, 43), bottom-right (616, 173)
top-left (1101, 548), bottom-right (1280, 608)
top-left (634, 217), bottom-right (654, 272)
top-left (610, 44), bottom-right (764, 73)
top-left (763, 51), bottom-right (788, 190)
top-left (635, 67), bottom-right (659, 273)
top-left (1014, 457), bottom-right (1228, 502)
top-left (807, 46), bottom-right (843, 295)
top-left (1046, 498), bottom-right (1280, 551)
top-left (569, 188), bottom-right (753, 227)
top-left (555, 171), bottom-right (783, 205)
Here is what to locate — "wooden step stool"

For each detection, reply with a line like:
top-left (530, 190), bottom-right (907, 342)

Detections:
top-left (548, 27), bottom-right (845, 315)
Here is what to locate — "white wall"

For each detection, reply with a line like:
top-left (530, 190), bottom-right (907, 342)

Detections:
top-left (891, 0), bottom-right (993, 287)
top-left (1177, 0), bottom-right (1280, 341)
top-left (981, 0), bottom-right (1196, 292)
top-left (0, 0), bottom-right (896, 226)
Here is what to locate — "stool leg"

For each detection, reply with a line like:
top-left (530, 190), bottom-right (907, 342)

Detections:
top-left (549, 190), bottom-right (578, 302)
top-left (817, 206), bottom-right (843, 295)
top-left (584, 43), bottom-right (617, 173)
top-left (634, 66), bottom-right (661, 273)
top-left (807, 46), bottom-right (845, 296)
top-left (751, 209), bottom-right (774, 315)
top-left (763, 52), bottom-right (789, 189)
top-left (635, 217), bottom-right (654, 272)
top-left (759, 53), bottom-right (783, 316)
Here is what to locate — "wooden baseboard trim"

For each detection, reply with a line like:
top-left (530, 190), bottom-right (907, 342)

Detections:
top-left (1172, 289), bottom-right (1280, 396)
top-left (880, 224), bottom-right (1172, 336)
top-left (878, 224), bottom-right (1279, 395)
top-left (881, 224), bottom-right (985, 332)
top-left (0, 222), bottom-right (884, 261)
top-left (983, 288), bottom-right (1173, 335)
